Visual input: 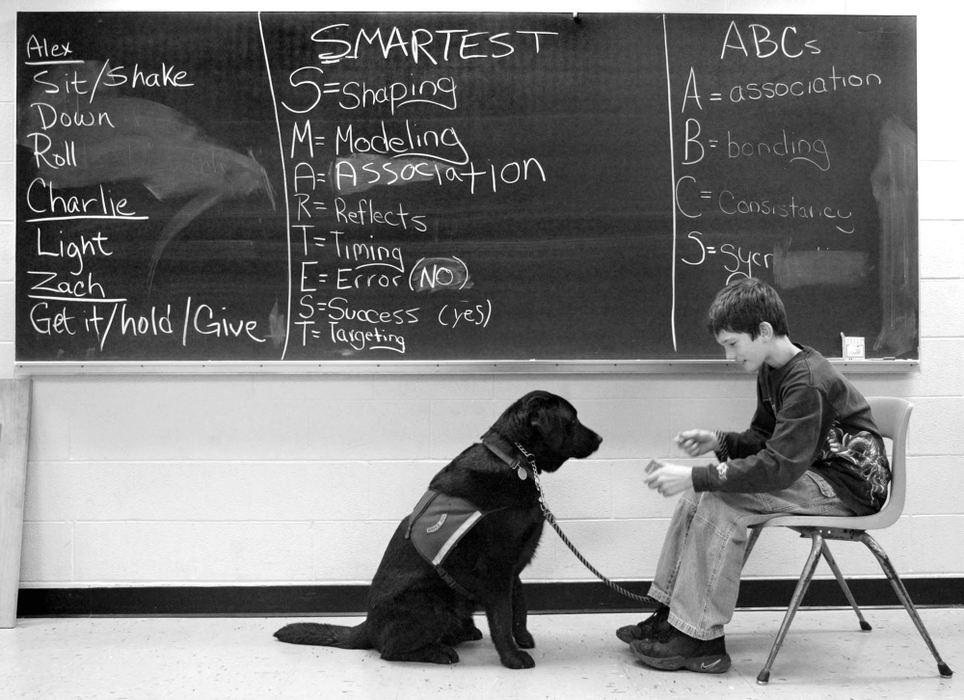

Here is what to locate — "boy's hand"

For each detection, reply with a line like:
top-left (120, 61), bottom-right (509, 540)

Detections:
top-left (675, 429), bottom-right (717, 456)
top-left (643, 460), bottom-right (693, 497)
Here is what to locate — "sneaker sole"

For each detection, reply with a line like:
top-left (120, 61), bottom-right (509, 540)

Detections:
top-left (634, 651), bottom-right (732, 674)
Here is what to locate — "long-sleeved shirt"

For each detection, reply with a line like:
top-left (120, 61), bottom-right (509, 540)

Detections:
top-left (691, 345), bottom-right (889, 515)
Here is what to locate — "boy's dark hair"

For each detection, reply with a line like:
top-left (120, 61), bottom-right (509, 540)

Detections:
top-left (706, 278), bottom-right (790, 339)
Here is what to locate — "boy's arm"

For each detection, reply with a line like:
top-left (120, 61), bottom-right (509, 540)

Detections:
top-left (694, 384), bottom-right (829, 494)
top-left (716, 382), bottom-right (775, 460)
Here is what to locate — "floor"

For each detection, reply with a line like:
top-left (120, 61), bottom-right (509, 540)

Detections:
top-left (0, 608), bottom-right (960, 699)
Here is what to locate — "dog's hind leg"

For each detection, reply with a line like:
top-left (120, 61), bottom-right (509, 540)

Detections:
top-left (443, 600), bottom-right (483, 644)
top-left (373, 606), bottom-right (463, 664)
top-left (374, 615), bottom-right (462, 664)
top-left (379, 641), bottom-right (460, 665)
top-left (443, 617), bottom-right (483, 644)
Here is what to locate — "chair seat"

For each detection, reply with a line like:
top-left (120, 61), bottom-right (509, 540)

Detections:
top-left (751, 507), bottom-right (900, 533)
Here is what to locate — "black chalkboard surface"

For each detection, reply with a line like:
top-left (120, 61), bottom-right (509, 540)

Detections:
top-left (15, 12), bottom-right (918, 364)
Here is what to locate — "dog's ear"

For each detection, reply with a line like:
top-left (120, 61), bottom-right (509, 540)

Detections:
top-left (528, 393), bottom-right (580, 449)
top-left (528, 400), bottom-right (556, 434)
top-left (524, 392), bottom-right (562, 432)
top-left (489, 391), bottom-right (551, 441)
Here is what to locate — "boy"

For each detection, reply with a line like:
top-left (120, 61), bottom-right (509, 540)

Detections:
top-left (619, 278), bottom-right (890, 673)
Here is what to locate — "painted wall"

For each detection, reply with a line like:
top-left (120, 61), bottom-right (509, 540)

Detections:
top-left (2, 1), bottom-right (962, 595)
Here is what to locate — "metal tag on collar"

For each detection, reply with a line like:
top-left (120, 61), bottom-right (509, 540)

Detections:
top-left (513, 441), bottom-right (538, 475)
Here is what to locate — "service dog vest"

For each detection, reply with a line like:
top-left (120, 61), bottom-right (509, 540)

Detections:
top-left (405, 489), bottom-right (507, 598)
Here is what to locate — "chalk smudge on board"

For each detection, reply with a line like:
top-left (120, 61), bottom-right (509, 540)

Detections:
top-left (871, 116), bottom-right (918, 358)
top-left (773, 247), bottom-right (870, 289)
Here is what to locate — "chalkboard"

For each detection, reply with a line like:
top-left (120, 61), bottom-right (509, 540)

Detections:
top-left (15, 12), bottom-right (918, 364)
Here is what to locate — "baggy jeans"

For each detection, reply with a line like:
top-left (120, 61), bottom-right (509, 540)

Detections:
top-left (647, 471), bottom-right (855, 641)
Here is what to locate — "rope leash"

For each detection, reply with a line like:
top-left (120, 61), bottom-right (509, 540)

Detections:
top-left (514, 442), bottom-right (655, 606)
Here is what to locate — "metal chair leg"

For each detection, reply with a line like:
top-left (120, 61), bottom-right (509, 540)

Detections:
top-left (859, 533), bottom-right (954, 678)
top-left (757, 531), bottom-right (824, 684)
top-left (743, 526), bottom-right (763, 565)
top-left (819, 543), bottom-right (872, 631)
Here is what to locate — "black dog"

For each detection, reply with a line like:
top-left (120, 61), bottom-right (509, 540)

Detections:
top-left (274, 390), bottom-right (602, 669)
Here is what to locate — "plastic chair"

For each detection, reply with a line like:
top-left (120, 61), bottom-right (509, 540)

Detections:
top-left (742, 396), bottom-right (954, 684)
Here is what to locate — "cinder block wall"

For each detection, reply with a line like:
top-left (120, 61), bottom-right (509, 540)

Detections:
top-left (2, 0), bottom-right (962, 596)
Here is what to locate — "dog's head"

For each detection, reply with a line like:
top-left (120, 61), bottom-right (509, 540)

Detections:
top-left (490, 391), bottom-right (602, 472)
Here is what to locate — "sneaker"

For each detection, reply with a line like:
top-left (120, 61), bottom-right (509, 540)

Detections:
top-left (630, 626), bottom-right (731, 673)
top-left (615, 605), bottom-right (670, 644)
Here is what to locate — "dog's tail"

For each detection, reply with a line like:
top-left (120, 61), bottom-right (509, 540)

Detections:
top-left (274, 621), bottom-right (372, 649)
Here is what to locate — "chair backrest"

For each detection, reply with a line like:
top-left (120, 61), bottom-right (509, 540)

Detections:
top-left (754, 396), bottom-right (913, 531)
top-left (863, 396), bottom-right (913, 529)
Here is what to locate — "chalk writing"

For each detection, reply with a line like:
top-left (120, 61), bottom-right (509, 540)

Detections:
top-left (14, 12), bottom-right (917, 362)
top-left (334, 76), bottom-right (459, 114)
top-left (309, 25), bottom-right (558, 65)
top-left (270, 18), bottom-right (564, 356)
top-left (680, 231), bottom-right (774, 283)
top-left (719, 21), bottom-right (821, 60)
top-left (669, 10), bottom-right (892, 332)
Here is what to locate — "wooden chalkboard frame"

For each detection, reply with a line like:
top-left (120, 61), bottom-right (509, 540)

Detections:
top-left (13, 358), bottom-right (918, 375)
top-left (14, 11), bottom-right (919, 371)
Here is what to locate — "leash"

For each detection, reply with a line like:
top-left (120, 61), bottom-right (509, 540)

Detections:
top-left (484, 437), bottom-right (654, 606)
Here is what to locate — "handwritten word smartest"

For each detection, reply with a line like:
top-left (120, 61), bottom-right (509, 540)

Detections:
top-left (310, 25), bottom-right (558, 65)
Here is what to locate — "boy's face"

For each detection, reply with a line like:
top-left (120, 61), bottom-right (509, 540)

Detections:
top-left (715, 327), bottom-right (770, 372)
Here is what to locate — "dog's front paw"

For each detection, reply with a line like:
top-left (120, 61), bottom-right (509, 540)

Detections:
top-left (500, 649), bottom-right (535, 670)
top-left (514, 629), bottom-right (535, 649)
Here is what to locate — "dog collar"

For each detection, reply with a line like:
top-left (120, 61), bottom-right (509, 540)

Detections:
top-left (482, 437), bottom-right (537, 481)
